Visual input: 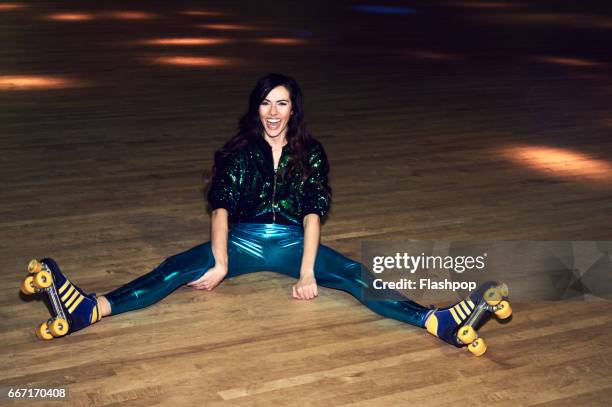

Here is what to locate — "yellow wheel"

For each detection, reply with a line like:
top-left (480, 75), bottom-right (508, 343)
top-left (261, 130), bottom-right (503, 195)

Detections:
top-left (36, 322), bottom-right (54, 341)
top-left (468, 338), bottom-right (487, 356)
top-left (49, 318), bottom-right (69, 337)
top-left (33, 270), bottom-right (52, 289)
top-left (21, 276), bottom-right (37, 295)
top-left (499, 283), bottom-right (509, 297)
top-left (485, 286), bottom-right (502, 306)
top-left (28, 259), bottom-right (42, 274)
top-left (495, 300), bottom-right (512, 319)
top-left (457, 325), bottom-right (477, 344)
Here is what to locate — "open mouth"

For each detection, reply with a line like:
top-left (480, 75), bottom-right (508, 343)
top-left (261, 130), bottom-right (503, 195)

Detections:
top-left (266, 118), bottom-right (281, 131)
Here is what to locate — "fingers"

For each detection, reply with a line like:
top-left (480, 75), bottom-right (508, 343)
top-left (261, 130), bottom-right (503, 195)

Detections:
top-left (189, 276), bottom-right (205, 290)
top-left (188, 273), bottom-right (217, 290)
top-left (292, 283), bottom-right (319, 300)
top-left (202, 274), bottom-right (215, 291)
top-left (305, 284), bottom-right (317, 300)
top-left (305, 285), bottom-right (313, 300)
top-left (187, 276), bottom-right (203, 288)
top-left (293, 284), bottom-right (303, 299)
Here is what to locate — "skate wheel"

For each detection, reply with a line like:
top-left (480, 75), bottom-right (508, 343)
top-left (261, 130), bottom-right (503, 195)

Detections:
top-left (33, 270), bottom-right (52, 289)
top-left (485, 286), bottom-right (502, 306)
top-left (36, 322), bottom-right (54, 341)
top-left (28, 259), bottom-right (42, 274)
top-left (468, 338), bottom-right (487, 356)
top-left (21, 276), bottom-right (37, 295)
top-left (457, 325), bottom-right (477, 344)
top-left (499, 283), bottom-right (509, 297)
top-left (49, 318), bottom-right (69, 337)
top-left (495, 300), bottom-right (512, 319)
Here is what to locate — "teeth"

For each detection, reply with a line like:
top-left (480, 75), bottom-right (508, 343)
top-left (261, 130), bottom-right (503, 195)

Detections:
top-left (267, 119), bottom-right (280, 123)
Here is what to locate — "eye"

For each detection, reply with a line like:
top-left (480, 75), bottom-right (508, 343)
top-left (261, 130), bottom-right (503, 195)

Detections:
top-left (279, 101), bottom-right (288, 106)
top-left (260, 100), bottom-right (270, 106)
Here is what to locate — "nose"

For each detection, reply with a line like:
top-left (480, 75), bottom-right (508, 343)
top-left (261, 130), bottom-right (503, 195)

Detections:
top-left (269, 103), bottom-right (278, 115)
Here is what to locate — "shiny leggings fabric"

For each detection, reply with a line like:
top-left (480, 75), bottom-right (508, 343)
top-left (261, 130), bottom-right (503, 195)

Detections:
top-left (104, 223), bottom-right (429, 327)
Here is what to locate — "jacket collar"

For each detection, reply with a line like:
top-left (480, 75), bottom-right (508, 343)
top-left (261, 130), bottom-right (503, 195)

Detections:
top-left (252, 135), bottom-right (289, 174)
top-left (253, 134), bottom-right (289, 151)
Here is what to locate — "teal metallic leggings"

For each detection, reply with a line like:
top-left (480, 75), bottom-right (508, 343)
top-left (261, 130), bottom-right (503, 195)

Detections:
top-left (104, 223), bottom-right (429, 327)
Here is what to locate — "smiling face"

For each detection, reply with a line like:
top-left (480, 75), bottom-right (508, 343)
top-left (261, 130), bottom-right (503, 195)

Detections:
top-left (259, 85), bottom-right (292, 140)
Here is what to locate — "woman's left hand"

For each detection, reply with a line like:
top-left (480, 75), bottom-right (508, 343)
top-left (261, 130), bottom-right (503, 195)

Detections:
top-left (292, 273), bottom-right (318, 300)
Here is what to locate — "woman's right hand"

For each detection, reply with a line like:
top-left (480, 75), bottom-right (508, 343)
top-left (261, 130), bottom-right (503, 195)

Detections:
top-left (190, 208), bottom-right (230, 291)
top-left (187, 264), bottom-right (228, 291)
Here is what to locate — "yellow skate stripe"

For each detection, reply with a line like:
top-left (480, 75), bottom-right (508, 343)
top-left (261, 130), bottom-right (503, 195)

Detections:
top-left (97, 302), bottom-right (102, 321)
top-left (61, 285), bottom-right (75, 302)
top-left (467, 299), bottom-right (475, 309)
top-left (454, 304), bottom-right (466, 320)
top-left (68, 295), bottom-right (84, 314)
top-left (58, 280), bottom-right (70, 294)
top-left (91, 303), bottom-right (98, 323)
top-left (425, 314), bottom-right (439, 337)
top-left (449, 308), bottom-right (462, 324)
top-left (65, 290), bottom-right (80, 308)
top-left (460, 301), bottom-right (471, 315)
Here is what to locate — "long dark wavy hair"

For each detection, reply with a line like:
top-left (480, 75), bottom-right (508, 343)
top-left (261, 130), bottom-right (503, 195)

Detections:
top-left (204, 73), bottom-right (319, 187)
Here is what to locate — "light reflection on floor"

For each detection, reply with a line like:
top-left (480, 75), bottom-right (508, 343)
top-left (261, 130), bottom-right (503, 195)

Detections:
top-left (137, 38), bottom-right (230, 46)
top-left (196, 23), bottom-right (257, 31)
top-left (0, 75), bottom-right (87, 90)
top-left (0, 3), bottom-right (26, 11)
top-left (151, 56), bottom-right (235, 67)
top-left (254, 38), bottom-right (305, 45)
top-left (104, 11), bottom-right (157, 20)
top-left (499, 145), bottom-right (612, 183)
top-left (180, 10), bottom-right (225, 17)
top-left (44, 11), bottom-right (157, 21)
top-left (44, 12), bottom-right (95, 21)
top-left (534, 56), bottom-right (605, 68)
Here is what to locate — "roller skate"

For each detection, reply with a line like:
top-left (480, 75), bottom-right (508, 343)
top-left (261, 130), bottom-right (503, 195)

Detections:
top-left (20, 258), bottom-right (102, 340)
top-left (424, 281), bottom-right (512, 356)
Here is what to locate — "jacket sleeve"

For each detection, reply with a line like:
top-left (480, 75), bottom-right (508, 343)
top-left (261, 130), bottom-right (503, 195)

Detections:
top-left (302, 141), bottom-right (331, 218)
top-left (207, 153), bottom-right (243, 214)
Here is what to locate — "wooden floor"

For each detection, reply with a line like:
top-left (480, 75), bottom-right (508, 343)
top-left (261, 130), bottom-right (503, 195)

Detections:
top-left (2, 0), bottom-right (612, 405)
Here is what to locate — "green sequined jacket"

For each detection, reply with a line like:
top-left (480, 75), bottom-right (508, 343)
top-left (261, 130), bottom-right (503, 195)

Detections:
top-left (207, 136), bottom-right (331, 226)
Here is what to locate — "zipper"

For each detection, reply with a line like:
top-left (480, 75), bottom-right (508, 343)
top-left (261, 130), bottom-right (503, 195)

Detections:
top-left (272, 168), bottom-right (277, 223)
top-left (270, 143), bottom-right (285, 224)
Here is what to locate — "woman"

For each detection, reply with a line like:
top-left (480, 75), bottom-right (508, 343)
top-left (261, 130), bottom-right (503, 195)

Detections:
top-left (22, 73), bottom-right (511, 356)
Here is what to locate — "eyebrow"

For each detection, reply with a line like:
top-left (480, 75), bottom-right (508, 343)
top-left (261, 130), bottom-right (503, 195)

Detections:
top-left (262, 99), bottom-right (289, 103)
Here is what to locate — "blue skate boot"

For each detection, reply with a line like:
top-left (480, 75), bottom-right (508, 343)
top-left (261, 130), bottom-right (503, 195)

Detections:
top-left (21, 258), bottom-right (102, 340)
top-left (423, 281), bottom-right (512, 356)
